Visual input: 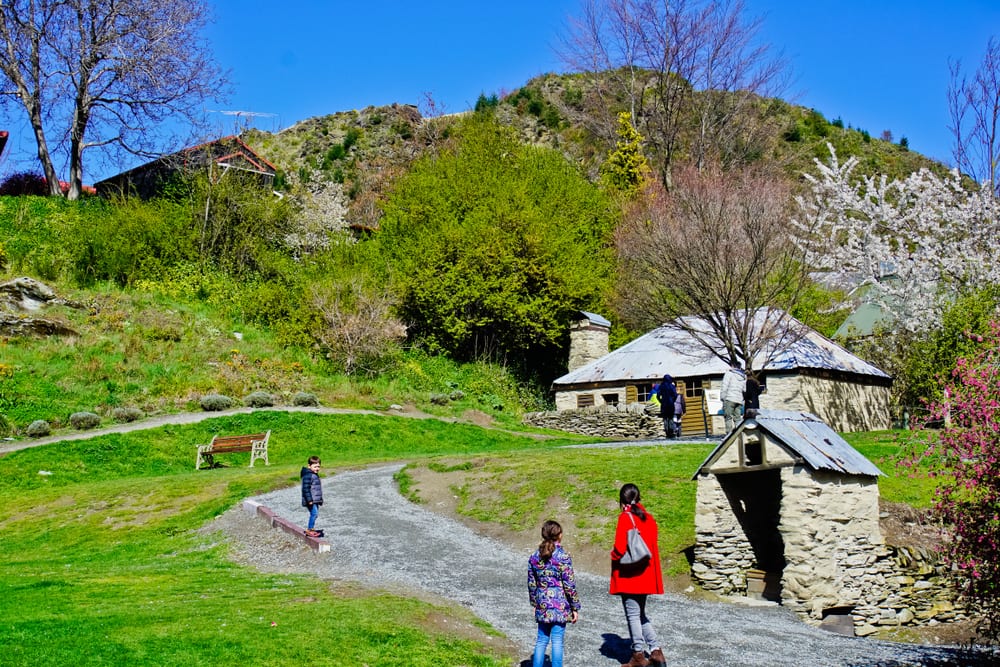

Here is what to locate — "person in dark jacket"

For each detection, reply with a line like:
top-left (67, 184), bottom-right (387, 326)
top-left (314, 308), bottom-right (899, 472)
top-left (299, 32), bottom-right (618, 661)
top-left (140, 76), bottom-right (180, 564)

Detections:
top-left (300, 455), bottom-right (324, 537)
top-left (743, 372), bottom-right (762, 419)
top-left (655, 375), bottom-right (677, 439)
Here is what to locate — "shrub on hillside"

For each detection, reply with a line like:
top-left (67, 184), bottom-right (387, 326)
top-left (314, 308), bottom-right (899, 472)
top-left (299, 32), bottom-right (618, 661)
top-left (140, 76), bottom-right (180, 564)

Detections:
top-left (111, 407), bottom-right (144, 423)
top-left (243, 391), bottom-right (275, 408)
top-left (69, 411), bottom-right (101, 430)
top-left (0, 172), bottom-right (49, 196)
top-left (200, 394), bottom-right (235, 411)
top-left (309, 273), bottom-right (406, 377)
top-left (292, 391), bottom-right (319, 407)
top-left (26, 420), bottom-right (51, 437)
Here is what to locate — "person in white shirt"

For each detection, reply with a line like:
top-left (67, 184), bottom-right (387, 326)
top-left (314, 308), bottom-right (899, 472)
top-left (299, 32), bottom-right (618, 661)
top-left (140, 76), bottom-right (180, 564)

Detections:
top-left (720, 362), bottom-right (747, 433)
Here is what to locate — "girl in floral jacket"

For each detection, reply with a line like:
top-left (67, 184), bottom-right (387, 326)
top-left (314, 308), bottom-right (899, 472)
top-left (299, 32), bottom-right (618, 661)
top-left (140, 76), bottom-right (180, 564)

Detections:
top-left (527, 520), bottom-right (580, 667)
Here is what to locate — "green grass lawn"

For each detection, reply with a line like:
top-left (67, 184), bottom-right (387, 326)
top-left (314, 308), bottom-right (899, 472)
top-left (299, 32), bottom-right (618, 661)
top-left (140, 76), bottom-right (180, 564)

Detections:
top-left (0, 412), bottom-right (586, 666)
top-left (0, 415), bottom-right (937, 665)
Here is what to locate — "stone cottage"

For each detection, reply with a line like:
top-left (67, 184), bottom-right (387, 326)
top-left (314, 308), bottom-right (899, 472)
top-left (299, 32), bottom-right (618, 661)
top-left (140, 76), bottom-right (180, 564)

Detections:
top-left (691, 410), bottom-right (964, 632)
top-left (552, 309), bottom-right (892, 434)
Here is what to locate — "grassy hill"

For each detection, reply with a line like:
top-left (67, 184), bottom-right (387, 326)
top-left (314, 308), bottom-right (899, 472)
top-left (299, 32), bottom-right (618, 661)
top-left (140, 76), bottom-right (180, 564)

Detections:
top-left (239, 70), bottom-right (949, 239)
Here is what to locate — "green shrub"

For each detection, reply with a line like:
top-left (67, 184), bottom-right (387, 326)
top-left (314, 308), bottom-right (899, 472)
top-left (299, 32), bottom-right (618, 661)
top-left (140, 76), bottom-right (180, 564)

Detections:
top-left (343, 127), bottom-right (362, 151)
top-left (474, 93), bottom-right (499, 112)
top-left (292, 391), bottom-right (320, 407)
top-left (243, 390), bottom-right (275, 408)
top-left (26, 419), bottom-right (51, 437)
top-left (111, 407), bottom-right (144, 423)
top-left (200, 394), bottom-right (235, 411)
top-left (69, 411), bottom-right (101, 430)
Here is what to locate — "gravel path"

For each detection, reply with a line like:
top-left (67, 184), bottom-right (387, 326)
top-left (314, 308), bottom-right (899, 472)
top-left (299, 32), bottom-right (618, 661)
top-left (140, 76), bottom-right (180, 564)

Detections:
top-left (232, 464), bottom-right (993, 667)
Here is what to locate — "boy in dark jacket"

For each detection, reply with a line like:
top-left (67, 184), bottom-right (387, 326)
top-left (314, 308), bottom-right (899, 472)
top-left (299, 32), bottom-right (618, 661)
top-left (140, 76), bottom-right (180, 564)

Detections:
top-left (301, 456), bottom-right (324, 537)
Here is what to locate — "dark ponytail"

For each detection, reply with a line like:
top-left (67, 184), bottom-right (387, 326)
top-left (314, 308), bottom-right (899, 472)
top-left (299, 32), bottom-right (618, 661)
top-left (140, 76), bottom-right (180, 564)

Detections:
top-left (619, 483), bottom-right (646, 521)
top-left (538, 519), bottom-right (562, 562)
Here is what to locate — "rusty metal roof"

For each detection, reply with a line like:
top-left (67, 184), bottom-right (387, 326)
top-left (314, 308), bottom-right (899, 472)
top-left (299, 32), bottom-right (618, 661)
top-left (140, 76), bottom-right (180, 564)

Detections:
top-left (694, 409), bottom-right (884, 478)
top-left (553, 309), bottom-right (889, 388)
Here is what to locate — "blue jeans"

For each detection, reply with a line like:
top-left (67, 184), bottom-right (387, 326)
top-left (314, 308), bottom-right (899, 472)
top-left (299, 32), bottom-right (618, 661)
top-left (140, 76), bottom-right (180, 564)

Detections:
top-left (620, 594), bottom-right (659, 654)
top-left (307, 503), bottom-right (319, 530)
top-left (532, 622), bottom-right (566, 667)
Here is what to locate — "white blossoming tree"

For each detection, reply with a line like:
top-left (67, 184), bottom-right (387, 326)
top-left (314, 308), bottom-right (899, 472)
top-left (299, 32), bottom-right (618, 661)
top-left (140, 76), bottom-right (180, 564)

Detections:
top-left (793, 145), bottom-right (1000, 334)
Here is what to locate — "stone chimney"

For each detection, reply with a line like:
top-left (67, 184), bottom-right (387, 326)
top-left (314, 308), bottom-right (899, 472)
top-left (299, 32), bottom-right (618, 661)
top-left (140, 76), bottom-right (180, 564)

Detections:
top-left (568, 312), bottom-right (610, 372)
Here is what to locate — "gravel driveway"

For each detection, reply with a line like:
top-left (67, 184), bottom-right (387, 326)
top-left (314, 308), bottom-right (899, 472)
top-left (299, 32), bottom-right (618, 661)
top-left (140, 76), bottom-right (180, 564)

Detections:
top-left (228, 463), bottom-right (993, 667)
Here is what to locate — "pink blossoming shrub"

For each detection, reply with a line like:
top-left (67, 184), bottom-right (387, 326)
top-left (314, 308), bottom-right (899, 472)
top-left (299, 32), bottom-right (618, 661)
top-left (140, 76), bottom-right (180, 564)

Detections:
top-left (912, 320), bottom-right (1000, 643)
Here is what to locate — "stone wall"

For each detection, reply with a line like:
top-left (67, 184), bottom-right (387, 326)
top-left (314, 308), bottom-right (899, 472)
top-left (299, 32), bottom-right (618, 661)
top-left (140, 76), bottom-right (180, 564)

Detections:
top-left (523, 404), bottom-right (665, 439)
top-left (764, 374), bottom-right (892, 432)
top-left (692, 468), bottom-right (966, 632)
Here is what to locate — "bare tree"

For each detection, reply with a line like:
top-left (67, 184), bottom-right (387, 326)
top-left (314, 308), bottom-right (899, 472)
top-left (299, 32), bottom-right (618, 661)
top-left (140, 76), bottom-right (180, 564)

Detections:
top-left (310, 278), bottom-right (407, 377)
top-left (558, 0), bottom-right (787, 186)
top-left (0, 0), bottom-right (225, 199)
top-left (614, 163), bottom-right (807, 368)
top-left (949, 36), bottom-right (1000, 195)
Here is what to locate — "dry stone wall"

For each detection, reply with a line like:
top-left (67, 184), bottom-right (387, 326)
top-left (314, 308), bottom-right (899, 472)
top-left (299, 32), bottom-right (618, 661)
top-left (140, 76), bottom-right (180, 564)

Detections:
top-left (522, 404), bottom-right (664, 439)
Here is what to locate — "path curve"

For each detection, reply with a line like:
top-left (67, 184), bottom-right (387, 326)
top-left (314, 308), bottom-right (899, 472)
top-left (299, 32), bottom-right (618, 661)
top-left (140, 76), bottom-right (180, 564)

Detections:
top-left (240, 464), bottom-right (992, 667)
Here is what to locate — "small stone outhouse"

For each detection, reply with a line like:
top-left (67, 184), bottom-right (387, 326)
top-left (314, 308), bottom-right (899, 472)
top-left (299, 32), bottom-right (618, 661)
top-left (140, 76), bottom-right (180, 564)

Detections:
top-left (691, 409), bottom-right (884, 622)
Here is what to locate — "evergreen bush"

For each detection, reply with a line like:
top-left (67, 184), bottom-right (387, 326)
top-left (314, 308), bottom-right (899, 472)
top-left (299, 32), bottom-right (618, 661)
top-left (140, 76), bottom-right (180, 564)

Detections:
top-left (111, 407), bottom-right (144, 423)
top-left (26, 419), bottom-right (51, 437)
top-left (292, 391), bottom-right (320, 407)
top-left (200, 394), bottom-right (235, 411)
top-left (69, 411), bottom-right (101, 430)
top-left (243, 391), bottom-right (275, 408)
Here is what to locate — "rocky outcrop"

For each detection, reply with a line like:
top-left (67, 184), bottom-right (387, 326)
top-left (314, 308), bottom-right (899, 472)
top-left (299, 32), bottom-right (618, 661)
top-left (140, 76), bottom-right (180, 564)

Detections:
top-left (0, 277), bottom-right (78, 337)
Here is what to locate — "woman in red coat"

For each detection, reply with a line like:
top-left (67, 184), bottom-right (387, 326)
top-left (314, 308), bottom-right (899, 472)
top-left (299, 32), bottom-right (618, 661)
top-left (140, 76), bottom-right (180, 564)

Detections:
top-left (610, 483), bottom-right (665, 667)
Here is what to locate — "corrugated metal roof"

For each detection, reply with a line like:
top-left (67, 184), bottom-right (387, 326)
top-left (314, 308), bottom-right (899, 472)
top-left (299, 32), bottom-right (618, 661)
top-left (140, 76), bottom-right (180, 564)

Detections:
top-left (553, 308), bottom-right (889, 387)
top-left (694, 409), bottom-right (883, 478)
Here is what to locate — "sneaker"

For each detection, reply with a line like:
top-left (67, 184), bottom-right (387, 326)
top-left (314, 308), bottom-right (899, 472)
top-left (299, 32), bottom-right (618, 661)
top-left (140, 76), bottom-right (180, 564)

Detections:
top-left (304, 529), bottom-right (322, 537)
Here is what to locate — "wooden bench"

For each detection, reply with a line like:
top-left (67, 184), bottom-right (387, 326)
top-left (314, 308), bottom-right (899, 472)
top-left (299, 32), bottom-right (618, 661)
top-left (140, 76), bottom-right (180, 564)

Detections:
top-left (195, 430), bottom-right (270, 470)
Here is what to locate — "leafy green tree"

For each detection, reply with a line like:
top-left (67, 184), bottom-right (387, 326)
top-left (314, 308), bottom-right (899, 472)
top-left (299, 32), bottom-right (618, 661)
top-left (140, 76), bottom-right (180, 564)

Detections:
top-left (374, 115), bottom-right (616, 379)
top-left (601, 111), bottom-right (650, 197)
top-left (853, 286), bottom-right (1000, 413)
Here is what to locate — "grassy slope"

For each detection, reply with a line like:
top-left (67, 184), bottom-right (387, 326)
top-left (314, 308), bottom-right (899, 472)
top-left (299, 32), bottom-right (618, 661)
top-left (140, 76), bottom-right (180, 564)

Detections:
top-left (0, 412), bottom-right (588, 666)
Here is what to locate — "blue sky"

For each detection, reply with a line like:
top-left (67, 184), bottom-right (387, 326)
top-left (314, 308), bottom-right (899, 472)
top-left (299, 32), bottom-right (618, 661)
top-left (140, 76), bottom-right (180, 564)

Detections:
top-left (3, 0), bottom-right (1000, 180)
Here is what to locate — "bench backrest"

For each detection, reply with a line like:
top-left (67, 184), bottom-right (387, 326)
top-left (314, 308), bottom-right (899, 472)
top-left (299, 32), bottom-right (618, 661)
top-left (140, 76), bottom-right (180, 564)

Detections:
top-left (208, 432), bottom-right (268, 452)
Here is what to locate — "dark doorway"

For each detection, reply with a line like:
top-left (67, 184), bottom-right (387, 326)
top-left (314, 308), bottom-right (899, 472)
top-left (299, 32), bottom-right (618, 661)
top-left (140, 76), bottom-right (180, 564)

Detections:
top-left (718, 469), bottom-right (786, 599)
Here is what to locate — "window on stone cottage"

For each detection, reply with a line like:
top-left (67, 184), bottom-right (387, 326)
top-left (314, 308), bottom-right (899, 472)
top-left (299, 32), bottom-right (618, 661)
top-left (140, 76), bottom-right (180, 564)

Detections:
top-left (635, 383), bottom-right (655, 401)
top-left (576, 393), bottom-right (595, 408)
top-left (603, 393), bottom-right (619, 406)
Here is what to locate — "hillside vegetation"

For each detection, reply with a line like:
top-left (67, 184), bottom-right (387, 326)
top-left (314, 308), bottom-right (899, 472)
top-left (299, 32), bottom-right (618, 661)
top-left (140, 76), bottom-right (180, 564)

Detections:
top-left (0, 70), bottom-right (954, 437)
